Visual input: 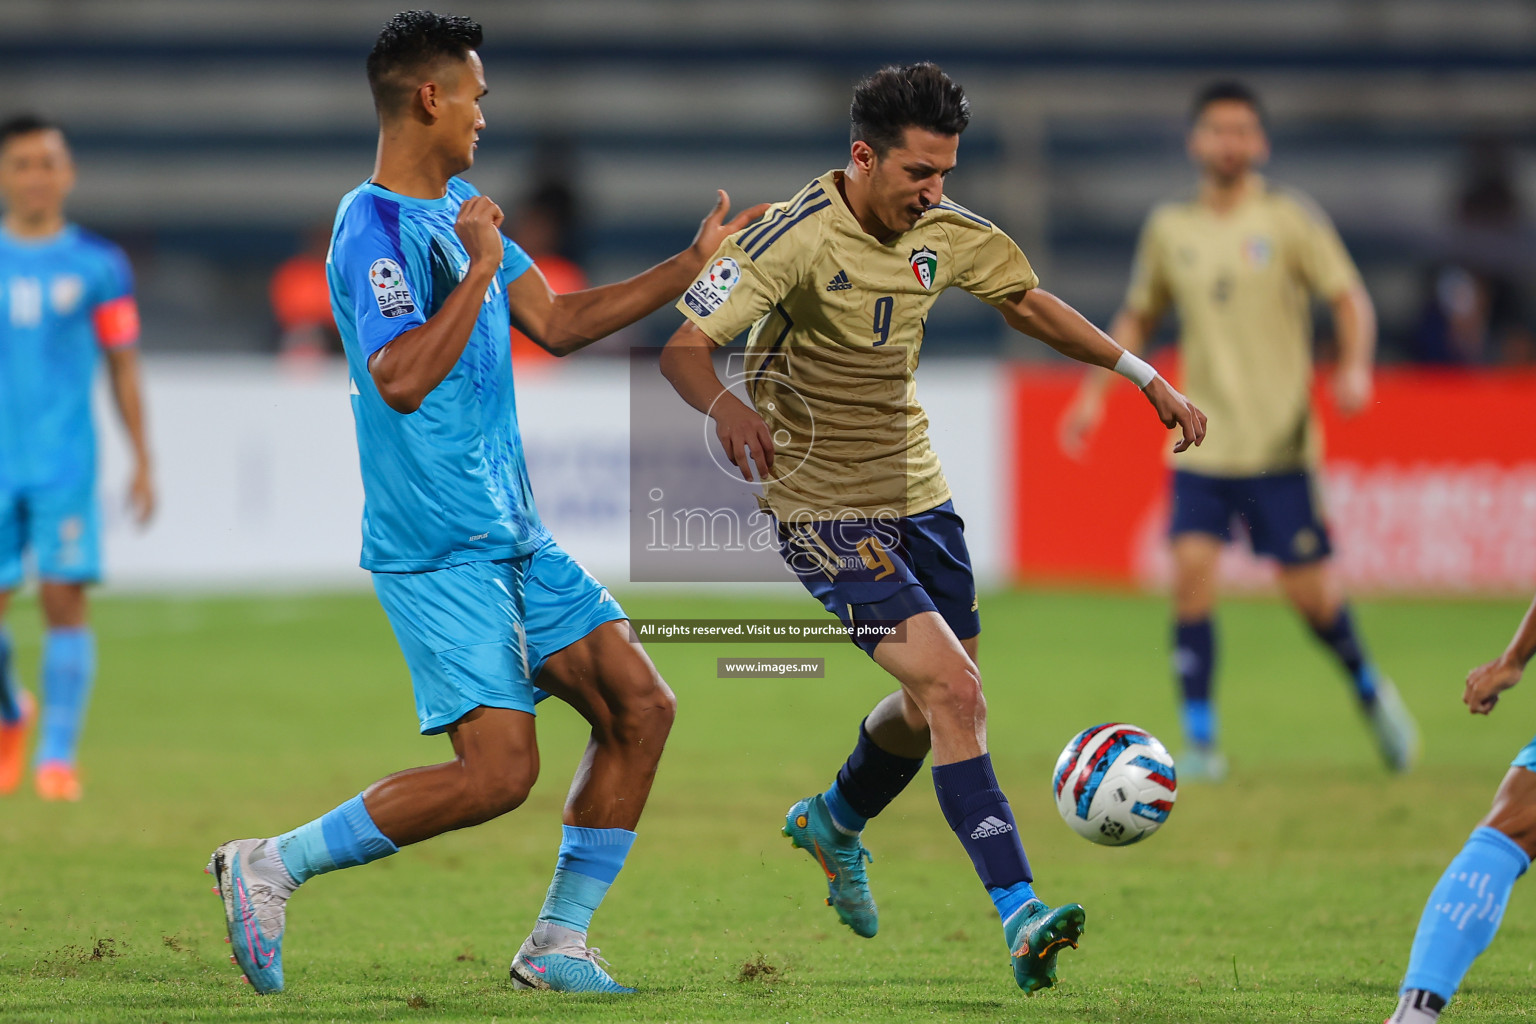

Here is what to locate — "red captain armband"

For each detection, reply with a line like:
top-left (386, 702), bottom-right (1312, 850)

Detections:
top-left (93, 295), bottom-right (141, 349)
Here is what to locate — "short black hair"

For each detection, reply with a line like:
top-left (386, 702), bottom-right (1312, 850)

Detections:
top-left (0, 114), bottom-right (63, 151)
top-left (366, 10), bottom-right (483, 119)
top-left (1191, 80), bottom-right (1266, 125)
top-left (850, 62), bottom-right (970, 156)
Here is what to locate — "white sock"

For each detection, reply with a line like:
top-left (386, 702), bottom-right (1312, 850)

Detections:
top-left (246, 838), bottom-right (299, 896)
top-left (1389, 989), bottom-right (1444, 1023)
top-left (529, 920), bottom-right (585, 951)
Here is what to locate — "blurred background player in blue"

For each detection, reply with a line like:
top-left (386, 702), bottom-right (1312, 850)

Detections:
top-left (206, 10), bottom-right (764, 997)
top-left (0, 115), bottom-right (155, 802)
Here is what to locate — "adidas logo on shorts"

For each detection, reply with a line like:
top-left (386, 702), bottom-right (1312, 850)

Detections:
top-left (970, 815), bottom-right (1015, 839)
top-left (825, 270), bottom-right (852, 291)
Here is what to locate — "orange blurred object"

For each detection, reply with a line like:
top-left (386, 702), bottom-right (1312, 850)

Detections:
top-left (35, 760), bottom-right (82, 802)
top-left (0, 690), bottom-right (34, 795)
top-left (270, 254), bottom-right (334, 333)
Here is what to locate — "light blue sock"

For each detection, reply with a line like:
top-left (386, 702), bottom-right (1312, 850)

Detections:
top-left (990, 880), bottom-right (1039, 923)
top-left (274, 793), bottom-right (398, 886)
top-left (36, 627), bottom-right (94, 765)
top-left (823, 780), bottom-right (867, 834)
top-left (1401, 826), bottom-right (1530, 1002)
top-left (537, 826), bottom-right (637, 936)
top-left (1180, 700), bottom-right (1215, 749)
top-left (0, 626), bottom-right (19, 724)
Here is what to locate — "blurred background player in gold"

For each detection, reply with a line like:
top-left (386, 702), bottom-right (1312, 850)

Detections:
top-left (1059, 81), bottom-right (1419, 781)
top-left (660, 62), bottom-right (1205, 995)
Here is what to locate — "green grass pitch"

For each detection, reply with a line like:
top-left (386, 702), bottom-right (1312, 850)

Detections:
top-left (1, 588), bottom-right (1534, 1022)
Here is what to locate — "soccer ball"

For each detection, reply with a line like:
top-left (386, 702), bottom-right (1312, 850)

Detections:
top-left (1052, 723), bottom-right (1177, 846)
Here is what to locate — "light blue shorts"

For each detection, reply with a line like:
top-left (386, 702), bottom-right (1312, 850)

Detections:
top-left (372, 541), bottom-right (627, 735)
top-left (0, 482), bottom-right (102, 589)
top-left (1513, 737), bottom-right (1536, 772)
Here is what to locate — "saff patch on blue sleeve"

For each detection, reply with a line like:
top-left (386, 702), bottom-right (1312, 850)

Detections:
top-left (370, 257), bottom-right (416, 318)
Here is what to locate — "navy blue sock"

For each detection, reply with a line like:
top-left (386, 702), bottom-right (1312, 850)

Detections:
top-left (1311, 605), bottom-right (1378, 707)
top-left (1173, 618), bottom-right (1215, 747)
top-left (0, 626), bottom-right (19, 724)
top-left (823, 719), bottom-right (926, 833)
top-left (932, 754), bottom-right (1033, 919)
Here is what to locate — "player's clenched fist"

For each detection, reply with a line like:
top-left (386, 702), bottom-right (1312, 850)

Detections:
top-left (1464, 657), bottom-right (1523, 715)
top-left (455, 195), bottom-right (505, 269)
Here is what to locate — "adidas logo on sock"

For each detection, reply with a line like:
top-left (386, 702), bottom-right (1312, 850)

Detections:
top-left (825, 270), bottom-right (852, 291)
top-left (970, 815), bottom-right (1015, 839)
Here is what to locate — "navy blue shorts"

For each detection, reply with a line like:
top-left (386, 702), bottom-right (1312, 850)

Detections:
top-left (776, 499), bottom-right (978, 656)
top-left (1169, 470), bottom-right (1332, 565)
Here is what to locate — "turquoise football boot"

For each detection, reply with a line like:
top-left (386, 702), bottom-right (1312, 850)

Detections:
top-left (1004, 898), bottom-right (1086, 993)
top-left (782, 794), bottom-right (878, 938)
top-left (207, 838), bottom-right (291, 994)
top-left (509, 926), bottom-right (636, 994)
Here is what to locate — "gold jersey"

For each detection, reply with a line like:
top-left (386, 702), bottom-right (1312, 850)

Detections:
top-left (678, 169), bottom-right (1037, 520)
top-left (1125, 178), bottom-right (1361, 476)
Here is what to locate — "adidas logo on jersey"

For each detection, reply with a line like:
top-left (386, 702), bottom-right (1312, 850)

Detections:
top-left (825, 270), bottom-right (852, 291)
top-left (970, 815), bottom-right (1015, 839)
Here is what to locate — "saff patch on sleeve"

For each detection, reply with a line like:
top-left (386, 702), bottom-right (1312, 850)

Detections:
top-left (370, 257), bottom-right (416, 318)
top-left (682, 257), bottom-right (739, 317)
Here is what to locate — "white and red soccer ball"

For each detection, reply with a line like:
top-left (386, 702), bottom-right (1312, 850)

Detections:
top-left (1052, 723), bottom-right (1177, 846)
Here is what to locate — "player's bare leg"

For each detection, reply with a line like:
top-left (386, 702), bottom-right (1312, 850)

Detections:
top-left (1480, 767), bottom-right (1536, 857)
top-left (1277, 559), bottom-right (1418, 771)
top-left (863, 633), bottom-right (978, 758)
top-left (873, 613), bottom-right (986, 762)
top-left (866, 612), bottom-right (1083, 991)
top-left (361, 707), bottom-right (542, 844)
top-left (1392, 768), bottom-right (1536, 1022)
top-left (1170, 534), bottom-right (1226, 780)
top-left (535, 621), bottom-right (676, 831)
top-left (0, 586), bottom-right (34, 796)
top-left (506, 620), bottom-right (675, 993)
top-left (209, 707), bottom-right (540, 993)
top-left (863, 689), bottom-right (930, 758)
top-left (33, 580), bottom-right (90, 801)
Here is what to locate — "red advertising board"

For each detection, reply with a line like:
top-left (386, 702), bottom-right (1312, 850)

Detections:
top-left (1010, 365), bottom-right (1536, 593)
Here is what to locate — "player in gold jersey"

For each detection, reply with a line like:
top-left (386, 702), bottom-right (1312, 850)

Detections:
top-left (660, 63), bottom-right (1206, 994)
top-left (1059, 82), bottom-right (1420, 781)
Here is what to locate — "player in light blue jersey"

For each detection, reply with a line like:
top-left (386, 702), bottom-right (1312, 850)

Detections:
top-left (1387, 592), bottom-right (1536, 1023)
top-left (0, 115), bottom-right (155, 802)
top-left (207, 11), bottom-right (765, 997)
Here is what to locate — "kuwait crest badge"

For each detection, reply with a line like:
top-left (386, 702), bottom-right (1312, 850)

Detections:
top-left (909, 247), bottom-right (938, 290)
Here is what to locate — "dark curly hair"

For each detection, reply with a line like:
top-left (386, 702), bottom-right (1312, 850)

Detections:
top-left (850, 63), bottom-right (970, 156)
top-left (0, 114), bottom-right (63, 151)
top-left (1191, 80), bottom-right (1266, 126)
top-left (366, 10), bottom-right (484, 119)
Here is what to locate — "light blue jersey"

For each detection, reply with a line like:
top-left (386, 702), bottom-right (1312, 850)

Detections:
top-left (0, 225), bottom-right (137, 492)
top-left (327, 178), bottom-right (546, 572)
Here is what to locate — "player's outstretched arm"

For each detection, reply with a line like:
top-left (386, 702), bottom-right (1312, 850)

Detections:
top-left (1465, 591), bottom-right (1536, 715)
top-left (658, 321), bottom-right (774, 482)
top-left (369, 196), bottom-right (506, 413)
top-left (1057, 306), bottom-right (1160, 459)
top-left (1329, 283), bottom-right (1377, 415)
top-left (507, 191), bottom-right (769, 357)
top-left (104, 345), bottom-right (155, 524)
top-left (999, 287), bottom-right (1206, 453)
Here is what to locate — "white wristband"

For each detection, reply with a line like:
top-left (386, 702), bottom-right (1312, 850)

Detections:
top-left (1113, 350), bottom-right (1158, 389)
